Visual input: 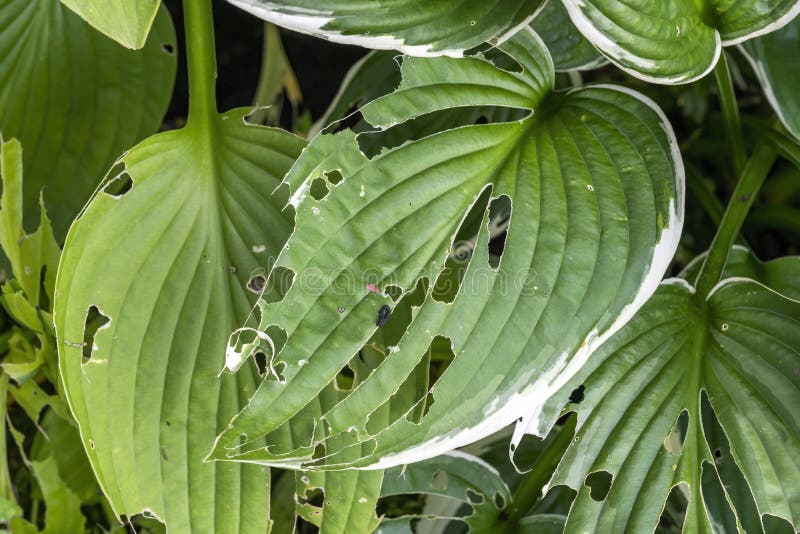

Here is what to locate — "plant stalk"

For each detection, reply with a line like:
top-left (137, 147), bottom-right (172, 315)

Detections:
top-left (499, 414), bottom-right (576, 530)
top-left (694, 144), bottom-right (777, 299)
top-left (713, 52), bottom-right (746, 176)
top-left (183, 0), bottom-right (218, 128)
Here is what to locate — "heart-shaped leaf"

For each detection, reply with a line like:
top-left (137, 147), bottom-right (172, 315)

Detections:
top-left (562, 0), bottom-right (800, 83)
top-left (224, 0), bottom-right (544, 57)
top-left (0, 0), bottom-right (176, 238)
top-left (538, 248), bottom-right (800, 531)
top-left (209, 30), bottom-right (684, 472)
top-left (58, 0), bottom-right (160, 49)
top-left (741, 18), bottom-right (800, 141)
top-left (54, 110), bottom-right (305, 531)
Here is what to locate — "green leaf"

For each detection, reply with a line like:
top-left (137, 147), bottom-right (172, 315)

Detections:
top-left (539, 265), bottom-right (800, 530)
top-left (741, 18), bottom-right (800, 140)
top-left (562, 0), bottom-right (800, 83)
top-left (0, 0), bottom-right (177, 239)
top-left (58, 0), bottom-right (160, 49)
top-left (210, 30), bottom-right (683, 472)
top-left (311, 51), bottom-right (402, 137)
top-left (54, 110), bottom-right (305, 531)
top-left (380, 451), bottom-right (511, 532)
top-left (530, 0), bottom-right (604, 72)
top-left (225, 0), bottom-right (544, 56)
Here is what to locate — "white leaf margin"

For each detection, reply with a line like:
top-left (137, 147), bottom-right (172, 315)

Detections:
top-left (561, 0), bottom-right (800, 85)
top-left (225, 0), bottom-right (543, 58)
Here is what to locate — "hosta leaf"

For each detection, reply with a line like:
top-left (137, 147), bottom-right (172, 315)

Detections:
top-left (539, 261), bottom-right (800, 530)
top-left (58, 0), bottom-right (160, 49)
top-left (210, 30), bottom-right (684, 472)
top-left (225, 0), bottom-right (544, 57)
top-left (54, 111), bottom-right (305, 531)
top-left (0, 0), bottom-right (176, 239)
top-left (530, 0), bottom-right (604, 72)
top-left (379, 451), bottom-right (511, 532)
top-left (741, 18), bottom-right (800, 140)
top-left (562, 0), bottom-right (800, 83)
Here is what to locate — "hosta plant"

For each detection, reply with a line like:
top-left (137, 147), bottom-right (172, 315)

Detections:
top-left (0, 0), bottom-right (798, 532)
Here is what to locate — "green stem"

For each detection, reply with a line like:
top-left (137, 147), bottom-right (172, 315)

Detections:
top-left (499, 414), bottom-right (576, 530)
top-left (0, 374), bottom-right (15, 504)
top-left (713, 52), bottom-right (746, 176)
top-left (694, 144), bottom-right (777, 299)
top-left (183, 0), bottom-right (218, 128)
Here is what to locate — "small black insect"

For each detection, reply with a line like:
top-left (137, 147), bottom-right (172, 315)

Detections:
top-left (376, 305), bottom-right (391, 327)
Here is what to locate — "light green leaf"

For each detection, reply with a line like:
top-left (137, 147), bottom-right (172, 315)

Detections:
top-left (539, 268), bottom-right (800, 531)
top-left (225, 0), bottom-right (544, 57)
top-left (562, 0), bottom-right (800, 84)
top-left (530, 0), bottom-right (604, 72)
top-left (58, 0), bottom-right (160, 49)
top-left (0, 0), bottom-right (176, 239)
top-left (54, 110), bottom-right (305, 531)
top-left (210, 30), bottom-right (683, 473)
top-left (380, 451), bottom-right (511, 532)
top-left (741, 18), bottom-right (800, 140)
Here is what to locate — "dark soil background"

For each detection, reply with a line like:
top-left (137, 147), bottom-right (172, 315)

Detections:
top-left (162, 0), bottom-right (365, 126)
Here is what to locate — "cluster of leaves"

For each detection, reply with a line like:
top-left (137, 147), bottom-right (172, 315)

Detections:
top-left (0, 0), bottom-right (799, 533)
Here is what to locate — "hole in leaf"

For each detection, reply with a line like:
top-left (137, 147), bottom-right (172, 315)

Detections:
top-left (585, 471), bottom-right (612, 501)
top-left (334, 106), bottom-right (363, 133)
top-left (103, 171), bottom-right (133, 197)
top-left (664, 410), bottom-right (689, 454)
top-left (659, 482), bottom-right (689, 530)
top-left (254, 351), bottom-right (268, 377)
top-left (493, 492), bottom-right (506, 510)
top-left (309, 177), bottom-right (329, 200)
top-left (161, 43), bottom-right (175, 55)
top-left (487, 195), bottom-right (511, 268)
top-left (432, 187), bottom-right (492, 303)
top-left (762, 514), bottom-right (794, 533)
top-left (568, 384), bottom-right (585, 404)
top-left (431, 469), bottom-right (447, 491)
top-left (325, 170), bottom-right (343, 186)
top-left (335, 365), bottom-right (355, 391)
top-left (247, 274), bottom-right (267, 293)
top-left (300, 487), bottom-right (325, 508)
top-left (82, 305), bottom-right (110, 363)
top-left (466, 489), bottom-right (483, 505)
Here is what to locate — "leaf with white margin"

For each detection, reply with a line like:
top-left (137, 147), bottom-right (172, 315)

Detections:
top-left (209, 28), bottom-right (684, 472)
top-left (741, 18), bottom-right (800, 141)
top-left (0, 0), bottom-right (176, 238)
top-left (562, 0), bottom-right (800, 84)
top-left (379, 451), bottom-right (511, 532)
top-left (224, 0), bottom-right (544, 57)
top-left (59, 0), bottom-right (160, 49)
top-left (54, 110), bottom-right (305, 531)
top-left (536, 256), bottom-right (800, 531)
top-left (530, 0), bottom-right (605, 72)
